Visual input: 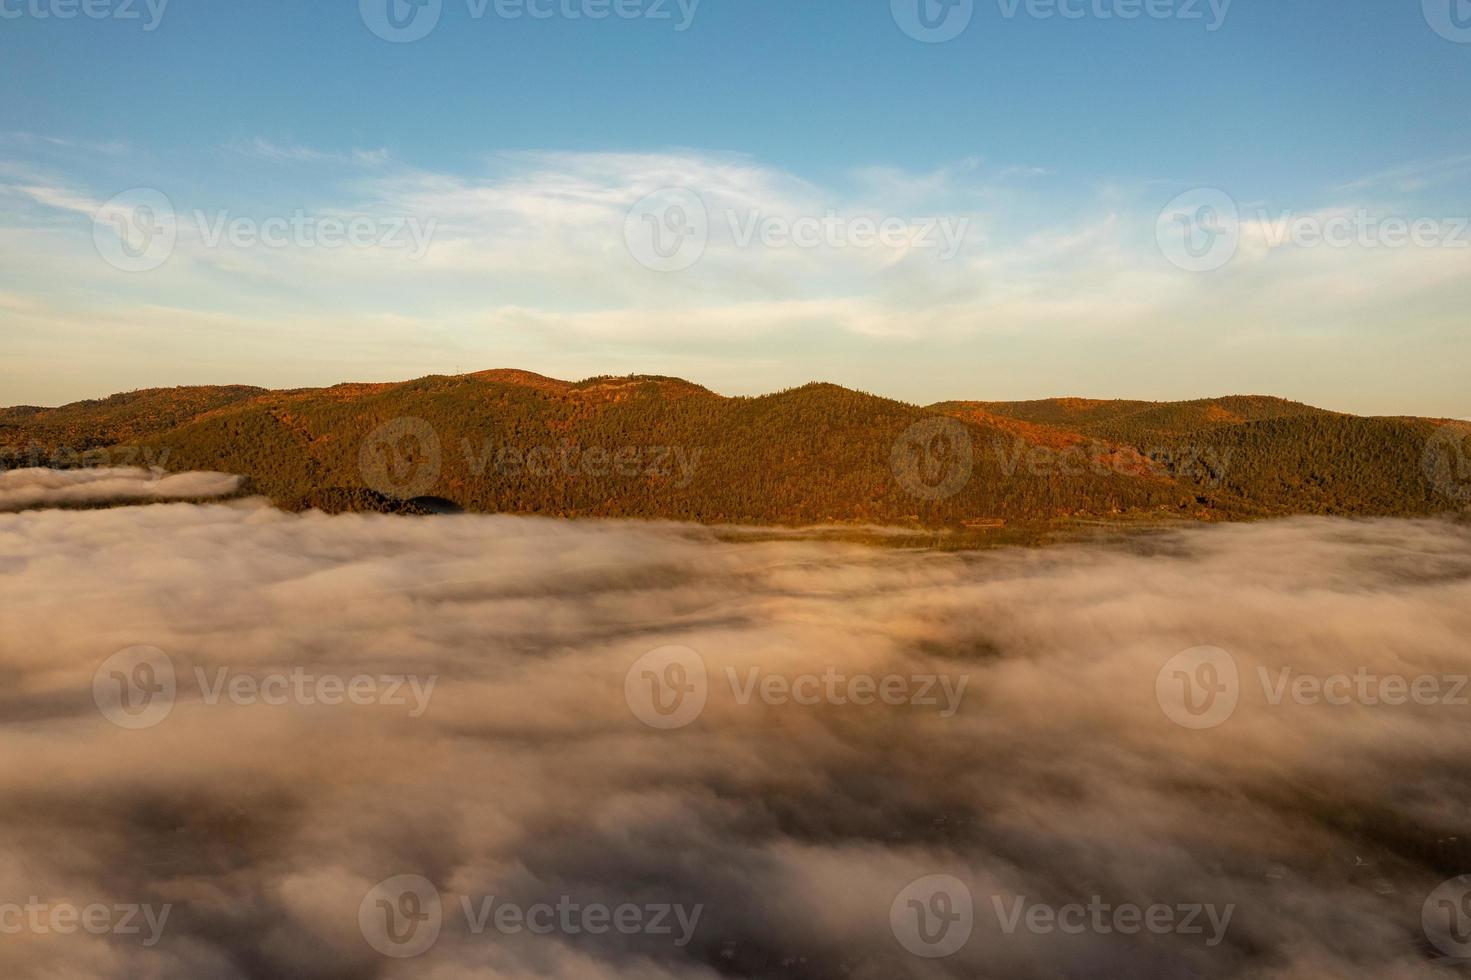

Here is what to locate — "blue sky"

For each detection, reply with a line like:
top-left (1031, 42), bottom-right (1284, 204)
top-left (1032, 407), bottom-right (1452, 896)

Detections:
top-left (2, 0), bottom-right (1469, 414)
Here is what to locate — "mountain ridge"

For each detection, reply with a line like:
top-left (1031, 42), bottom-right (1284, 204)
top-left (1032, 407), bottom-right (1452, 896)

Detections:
top-left (3, 371), bottom-right (1466, 533)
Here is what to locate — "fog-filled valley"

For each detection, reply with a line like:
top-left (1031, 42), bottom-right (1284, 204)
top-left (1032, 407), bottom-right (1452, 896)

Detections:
top-left (3, 485), bottom-right (1470, 977)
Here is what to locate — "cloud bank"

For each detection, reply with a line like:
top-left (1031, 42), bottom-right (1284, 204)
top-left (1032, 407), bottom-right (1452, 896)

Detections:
top-left (0, 467), bottom-right (243, 511)
top-left (0, 498), bottom-right (1469, 977)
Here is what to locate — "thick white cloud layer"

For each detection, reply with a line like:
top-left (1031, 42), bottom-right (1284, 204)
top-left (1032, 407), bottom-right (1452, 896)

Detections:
top-left (0, 467), bottom-right (243, 511)
top-left (0, 498), bottom-right (1469, 977)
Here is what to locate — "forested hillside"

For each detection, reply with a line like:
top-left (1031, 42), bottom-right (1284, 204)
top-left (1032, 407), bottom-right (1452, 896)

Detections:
top-left (2, 372), bottom-right (1465, 528)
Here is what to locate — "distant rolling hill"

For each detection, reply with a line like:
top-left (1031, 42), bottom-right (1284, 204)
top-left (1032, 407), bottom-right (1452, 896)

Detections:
top-left (2, 371), bottom-right (1467, 532)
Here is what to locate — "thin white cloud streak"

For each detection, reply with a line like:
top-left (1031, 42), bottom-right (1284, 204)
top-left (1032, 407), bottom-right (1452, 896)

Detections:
top-left (226, 138), bottom-right (391, 167)
top-left (0, 467), bottom-right (243, 511)
top-left (1331, 154), bottom-right (1471, 194)
top-left (0, 131), bottom-right (130, 156)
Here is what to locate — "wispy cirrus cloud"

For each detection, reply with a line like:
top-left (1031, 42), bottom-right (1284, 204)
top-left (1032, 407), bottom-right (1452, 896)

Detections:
top-left (3, 179), bottom-right (104, 216)
top-left (1, 131), bottom-right (129, 156)
top-left (0, 139), bottom-right (1467, 414)
top-left (1331, 153), bottom-right (1471, 194)
top-left (226, 137), bottom-right (391, 167)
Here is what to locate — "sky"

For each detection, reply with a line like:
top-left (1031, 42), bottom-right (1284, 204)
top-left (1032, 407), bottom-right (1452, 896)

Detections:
top-left (1, 0), bottom-right (1469, 414)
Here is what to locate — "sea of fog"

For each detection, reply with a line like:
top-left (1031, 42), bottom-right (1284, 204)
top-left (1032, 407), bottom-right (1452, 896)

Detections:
top-left (1, 469), bottom-right (1470, 978)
